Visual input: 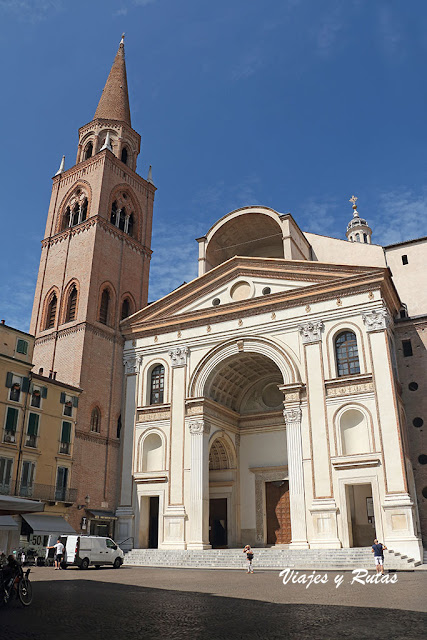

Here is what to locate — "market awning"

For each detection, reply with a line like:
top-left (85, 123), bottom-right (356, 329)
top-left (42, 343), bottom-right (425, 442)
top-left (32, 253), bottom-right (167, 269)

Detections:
top-left (87, 510), bottom-right (117, 521)
top-left (0, 495), bottom-right (45, 516)
top-left (0, 515), bottom-right (19, 530)
top-left (21, 514), bottom-right (76, 535)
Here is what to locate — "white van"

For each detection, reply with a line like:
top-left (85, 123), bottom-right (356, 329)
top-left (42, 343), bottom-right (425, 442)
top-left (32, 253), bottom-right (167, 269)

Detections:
top-left (53, 535), bottom-right (124, 569)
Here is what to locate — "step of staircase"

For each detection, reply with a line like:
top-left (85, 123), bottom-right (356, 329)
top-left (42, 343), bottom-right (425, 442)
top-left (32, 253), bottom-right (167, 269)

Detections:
top-left (123, 547), bottom-right (420, 570)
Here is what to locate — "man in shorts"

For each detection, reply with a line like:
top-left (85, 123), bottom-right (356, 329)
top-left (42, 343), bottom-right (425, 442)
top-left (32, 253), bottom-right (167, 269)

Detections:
top-left (47, 538), bottom-right (65, 570)
top-left (371, 538), bottom-right (387, 575)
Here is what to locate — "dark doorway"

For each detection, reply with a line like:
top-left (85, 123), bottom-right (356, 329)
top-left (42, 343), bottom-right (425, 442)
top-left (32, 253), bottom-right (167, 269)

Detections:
top-left (209, 498), bottom-right (228, 548)
top-left (266, 481), bottom-right (291, 545)
top-left (148, 497), bottom-right (159, 549)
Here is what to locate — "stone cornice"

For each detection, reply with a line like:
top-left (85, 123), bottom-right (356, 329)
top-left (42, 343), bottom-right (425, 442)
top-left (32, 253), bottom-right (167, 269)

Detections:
top-left (124, 271), bottom-right (397, 339)
top-left (127, 257), bottom-right (389, 324)
top-left (34, 321), bottom-right (125, 347)
top-left (41, 215), bottom-right (152, 258)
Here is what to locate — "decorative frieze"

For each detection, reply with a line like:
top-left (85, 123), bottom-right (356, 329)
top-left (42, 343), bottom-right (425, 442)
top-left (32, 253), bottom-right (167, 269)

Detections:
top-left (362, 308), bottom-right (391, 332)
top-left (326, 381), bottom-right (374, 397)
top-left (298, 320), bottom-right (324, 344)
top-left (169, 345), bottom-right (189, 367)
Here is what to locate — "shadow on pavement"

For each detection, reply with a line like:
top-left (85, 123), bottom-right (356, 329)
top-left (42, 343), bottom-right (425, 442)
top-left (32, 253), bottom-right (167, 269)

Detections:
top-left (1, 579), bottom-right (426, 640)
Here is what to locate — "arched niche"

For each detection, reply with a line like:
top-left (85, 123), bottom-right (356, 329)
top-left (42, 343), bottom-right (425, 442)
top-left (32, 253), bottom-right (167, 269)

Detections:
top-left (340, 408), bottom-right (371, 456)
top-left (142, 432), bottom-right (164, 472)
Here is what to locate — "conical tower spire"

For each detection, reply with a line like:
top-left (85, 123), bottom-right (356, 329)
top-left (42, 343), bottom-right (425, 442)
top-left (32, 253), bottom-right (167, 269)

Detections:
top-left (94, 34), bottom-right (131, 126)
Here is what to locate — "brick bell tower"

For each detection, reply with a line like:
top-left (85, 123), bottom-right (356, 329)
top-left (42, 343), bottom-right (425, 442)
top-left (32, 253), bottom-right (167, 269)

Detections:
top-left (30, 36), bottom-right (155, 531)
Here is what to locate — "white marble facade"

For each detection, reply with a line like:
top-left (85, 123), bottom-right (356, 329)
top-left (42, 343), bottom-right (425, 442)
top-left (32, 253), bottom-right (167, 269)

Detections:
top-left (116, 207), bottom-right (423, 562)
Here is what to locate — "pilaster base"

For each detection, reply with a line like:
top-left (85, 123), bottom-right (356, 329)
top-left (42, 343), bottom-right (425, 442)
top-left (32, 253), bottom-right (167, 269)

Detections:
top-left (115, 506), bottom-right (134, 551)
top-left (309, 499), bottom-right (341, 549)
top-left (382, 493), bottom-right (423, 562)
top-left (289, 541), bottom-right (310, 549)
top-left (187, 542), bottom-right (212, 550)
top-left (161, 505), bottom-right (187, 549)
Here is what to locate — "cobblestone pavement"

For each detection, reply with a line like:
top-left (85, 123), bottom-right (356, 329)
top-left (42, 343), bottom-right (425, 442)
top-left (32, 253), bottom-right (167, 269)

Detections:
top-left (1, 566), bottom-right (426, 639)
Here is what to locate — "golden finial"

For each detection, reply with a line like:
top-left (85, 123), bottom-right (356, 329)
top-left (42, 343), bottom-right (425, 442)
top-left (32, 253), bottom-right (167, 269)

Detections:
top-left (120, 33), bottom-right (125, 45)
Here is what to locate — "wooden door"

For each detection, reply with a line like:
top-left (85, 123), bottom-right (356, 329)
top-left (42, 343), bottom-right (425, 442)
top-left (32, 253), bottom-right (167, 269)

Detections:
top-left (266, 481), bottom-right (291, 545)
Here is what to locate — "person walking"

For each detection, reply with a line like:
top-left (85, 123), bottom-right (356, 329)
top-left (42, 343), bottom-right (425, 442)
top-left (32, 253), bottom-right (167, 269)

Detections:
top-left (243, 545), bottom-right (254, 573)
top-left (47, 538), bottom-right (65, 570)
top-left (371, 538), bottom-right (387, 575)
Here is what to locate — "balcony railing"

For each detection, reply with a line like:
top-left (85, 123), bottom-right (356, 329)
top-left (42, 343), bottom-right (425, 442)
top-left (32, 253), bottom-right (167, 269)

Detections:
top-left (18, 483), bottom-right (77, 503)
top-left (0, 483), bottom-right (12, 496)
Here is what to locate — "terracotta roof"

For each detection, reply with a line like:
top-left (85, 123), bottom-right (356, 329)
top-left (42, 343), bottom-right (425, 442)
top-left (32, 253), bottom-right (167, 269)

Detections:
top-left (94, 40), bottom-right (131, 126)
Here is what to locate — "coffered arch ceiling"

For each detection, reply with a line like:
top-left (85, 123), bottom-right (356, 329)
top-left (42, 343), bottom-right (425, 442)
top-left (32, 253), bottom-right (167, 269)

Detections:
top-left (206, 213), bottom-right (284, 269)
top-left (204, 352), bottom-right (283, 413)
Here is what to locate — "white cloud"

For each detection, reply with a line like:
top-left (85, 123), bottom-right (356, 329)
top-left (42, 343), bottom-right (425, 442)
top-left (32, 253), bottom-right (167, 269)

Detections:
top-left (377, 5), bottom-right (403, 58)
top-left (113, 7), bottom-right (128, 17)
top-left (231, 51), bottom-right (264, 81)
top-left (0, 0), bottom-right (63, 23)
top-left (373, 190), bottom-right (427, 246)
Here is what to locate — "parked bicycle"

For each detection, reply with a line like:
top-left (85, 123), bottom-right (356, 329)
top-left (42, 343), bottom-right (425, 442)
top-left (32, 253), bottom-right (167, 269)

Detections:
top-left (0, 555), bottom-right (32, 607)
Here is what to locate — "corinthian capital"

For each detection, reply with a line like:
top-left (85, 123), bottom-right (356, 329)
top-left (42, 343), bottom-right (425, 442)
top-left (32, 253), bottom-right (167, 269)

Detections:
top-left (283, 407), bottom-right (302, 425)
top-left (123, 353), bottom-right (142, 374)
top-left (298, 320), bottom-right (324, 344)
top-left (168, 345), bottom-right (189, 367)
top-left (362, 308), bottom-right (391, 332)
top-left (188, 420), bottom-right (210, 435)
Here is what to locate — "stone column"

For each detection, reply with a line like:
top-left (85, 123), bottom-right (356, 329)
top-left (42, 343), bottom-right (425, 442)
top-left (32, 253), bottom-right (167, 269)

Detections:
top-left (116, 352), bottom-right (142, 551)
top-left (187, 419), bottom-right (211, 549)
top-left (298, 320), bottom-right (340, 548)
top-left (283, 406), bottom-right (309, 548)
top-left (162, 346), bottom-right (189, 549)
top-left (363, 307), bottom-right (422, 562)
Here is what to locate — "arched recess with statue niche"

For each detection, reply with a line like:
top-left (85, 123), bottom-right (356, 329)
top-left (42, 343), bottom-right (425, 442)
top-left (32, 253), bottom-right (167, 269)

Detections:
top-left (190, 336), bottom-right (300, 547)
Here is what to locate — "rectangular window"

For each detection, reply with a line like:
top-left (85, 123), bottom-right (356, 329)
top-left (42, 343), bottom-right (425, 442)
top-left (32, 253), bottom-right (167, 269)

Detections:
top-left (20, 461), bottom-right (35, 497)
top-left (31, 385), bottom-right (43, 408)
top-left (55, 467), bottom-right (68, 501)
top-left (4, 407), bottom-right (19, 443)
top-left (16, 339), bottom-right (28, 355)
top-left (401, 255), bottom-right (408, 265)
top-left (402, 339), bottom-right (413, 357)
top-left (26, 413), bottom-right (40, 448)
top-left (0, 457), bottom-right (13, 494)
top-left (59, 421), bottom-right (72, 454)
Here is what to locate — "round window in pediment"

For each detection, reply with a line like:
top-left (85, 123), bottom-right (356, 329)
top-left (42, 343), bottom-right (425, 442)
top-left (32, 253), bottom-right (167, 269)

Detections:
top-left (230, 281), bottom-right (251, 302)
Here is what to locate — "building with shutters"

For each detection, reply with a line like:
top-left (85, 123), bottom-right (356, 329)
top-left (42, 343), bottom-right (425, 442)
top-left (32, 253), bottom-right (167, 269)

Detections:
top-left (0, 321), bottom-right (81, 555)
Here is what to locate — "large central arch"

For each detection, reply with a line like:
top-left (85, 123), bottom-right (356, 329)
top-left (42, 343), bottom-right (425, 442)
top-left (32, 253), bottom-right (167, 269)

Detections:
top-left (189, 336), bottom-right (300, 400)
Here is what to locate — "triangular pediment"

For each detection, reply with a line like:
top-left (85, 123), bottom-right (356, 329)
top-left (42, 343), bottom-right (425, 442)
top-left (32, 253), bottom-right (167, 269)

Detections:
top-left (121, 256), bottom-right (394, 335)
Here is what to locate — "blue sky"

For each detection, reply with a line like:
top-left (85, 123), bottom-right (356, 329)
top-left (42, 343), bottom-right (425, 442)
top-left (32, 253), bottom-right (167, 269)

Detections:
top-left (0, 0), bottom-right (426, 331)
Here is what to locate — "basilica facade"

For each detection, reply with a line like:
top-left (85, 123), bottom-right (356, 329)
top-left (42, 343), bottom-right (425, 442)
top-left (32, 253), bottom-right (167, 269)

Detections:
top-left (117, 205), bottom-right (425, 563)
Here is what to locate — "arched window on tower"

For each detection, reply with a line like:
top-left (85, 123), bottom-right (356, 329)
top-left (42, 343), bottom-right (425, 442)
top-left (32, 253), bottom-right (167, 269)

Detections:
top-left (121, 298), bottom-right (131, 320)
top-left (127, 214), bottom-right (134, 238)
top-left (90, 407), bottom-right (101, 433)
top-left (335, 331), bottom-right (360, 377)
top-left (72, 203), bottom-right (80, 226)
top-left (150, 365), bottom-right (165, 404)
top-left (63, 206), bottom-right (71, 230)
top-left (121, 147), bottom-right (128, 165)
top-left (110, 201), bottom-right (118, 226)
top-left (119, 207), bottom-right (126, 232)
top-left (80, 198), bottom-right (88, 222)
top-left (65, 286), bottom-right (78, 322)
top-left (99, 289), bottom-right (110, 325)
top-left (84, 142), bottom-right (93, 160)
top-left (45, 293), bottom-right (57, 330)
top-left (355, 233), bottom-right (360, 242)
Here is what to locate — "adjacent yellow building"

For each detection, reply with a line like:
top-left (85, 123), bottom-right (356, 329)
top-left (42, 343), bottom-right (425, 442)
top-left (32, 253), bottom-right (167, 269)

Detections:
top-left (0, 321), bottom-right (81, 556)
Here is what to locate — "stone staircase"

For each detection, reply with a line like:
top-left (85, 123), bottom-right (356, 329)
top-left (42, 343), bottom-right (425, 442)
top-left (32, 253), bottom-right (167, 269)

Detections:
top-left (124, 547), bottom-right (421, 570)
